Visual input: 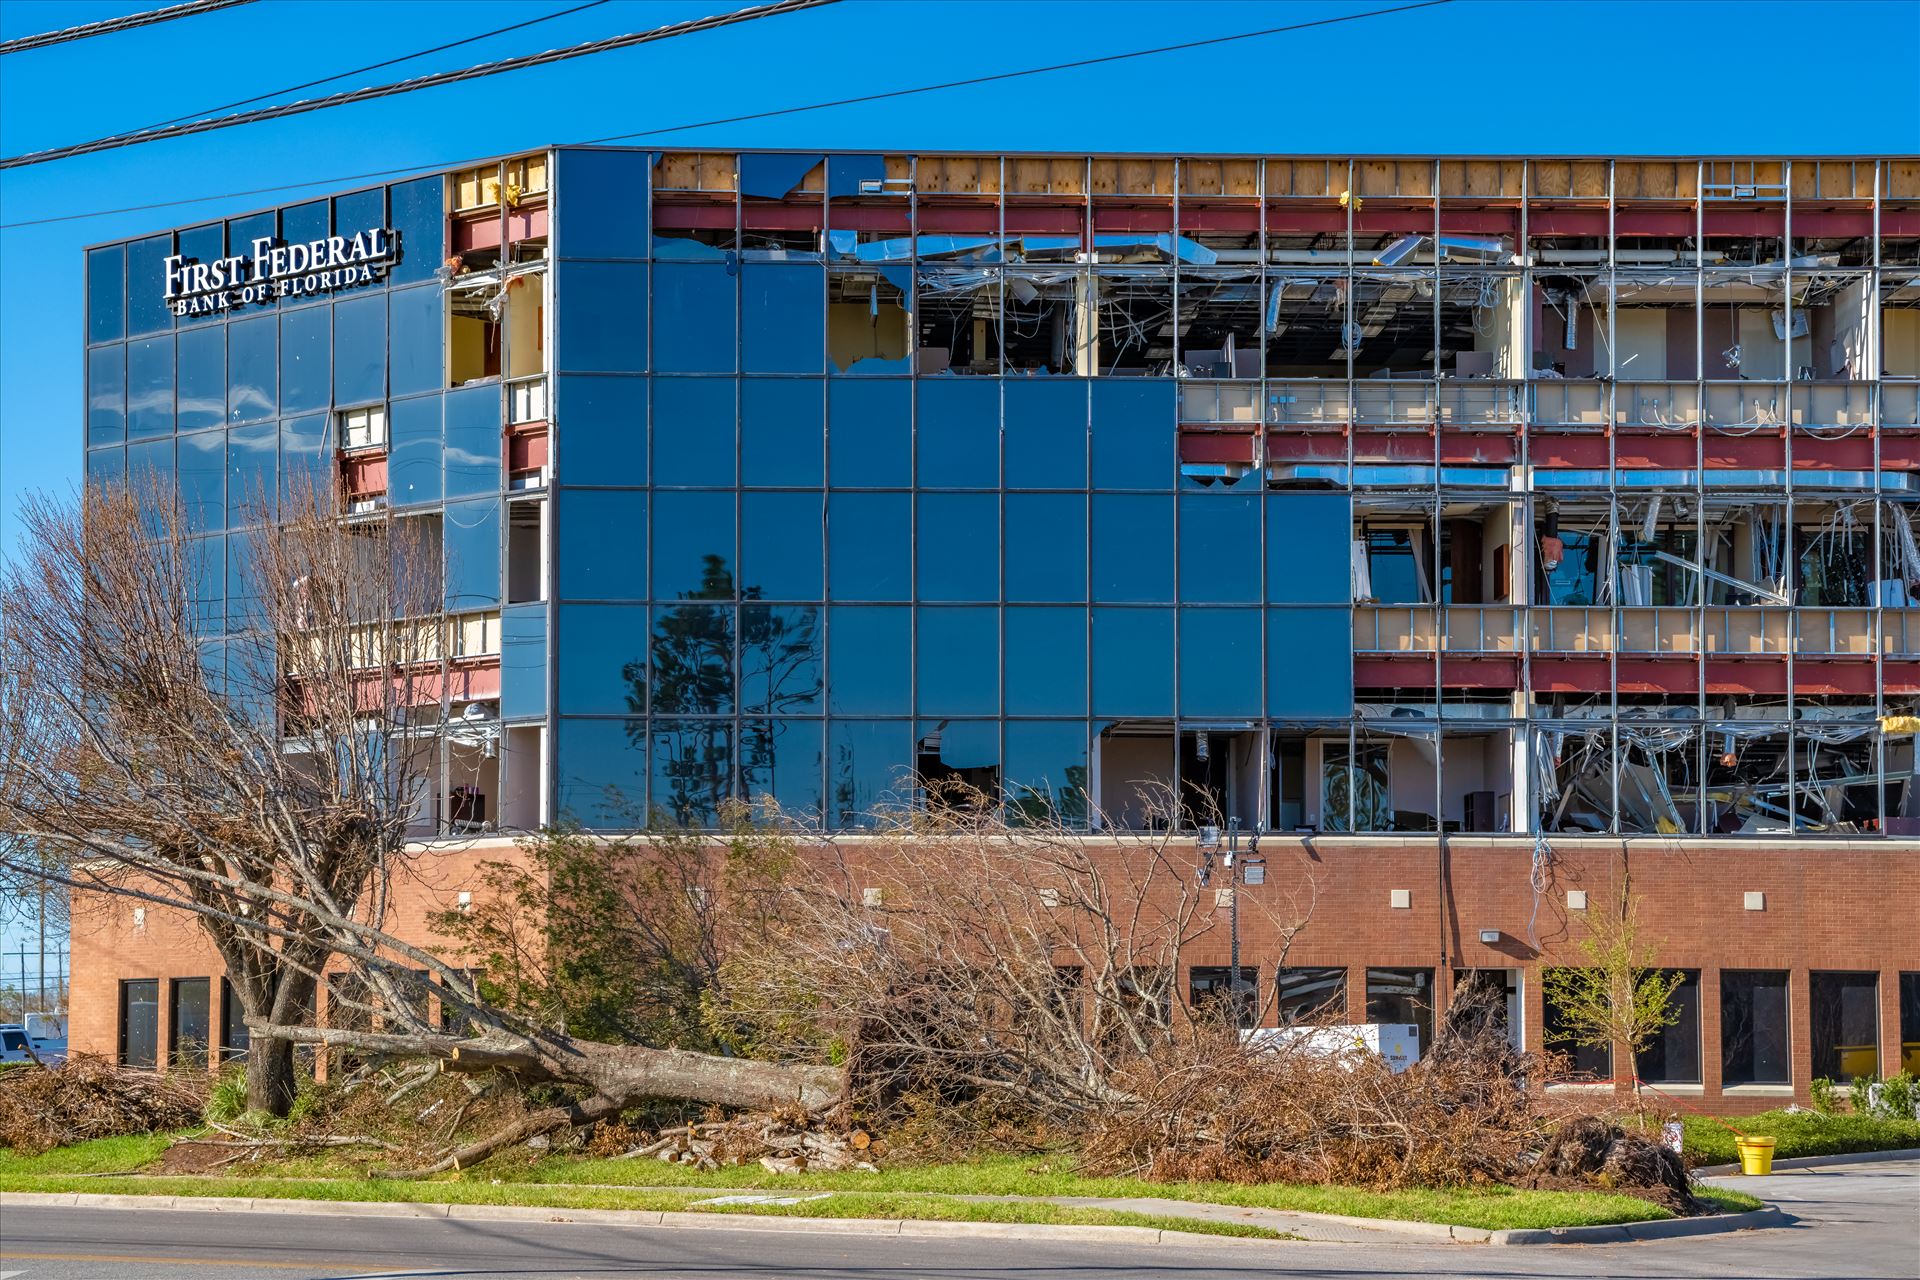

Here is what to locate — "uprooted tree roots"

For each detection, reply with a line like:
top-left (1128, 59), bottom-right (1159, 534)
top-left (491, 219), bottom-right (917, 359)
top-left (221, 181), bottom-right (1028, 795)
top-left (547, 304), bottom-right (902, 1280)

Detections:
top-left (1521, 1115), bottom-right (1697, 1213)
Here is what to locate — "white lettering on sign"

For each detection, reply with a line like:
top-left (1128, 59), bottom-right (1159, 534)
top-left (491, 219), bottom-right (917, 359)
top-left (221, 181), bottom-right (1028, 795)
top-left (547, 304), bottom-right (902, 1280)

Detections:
top-left (163, 227), bottom-right (399, 317)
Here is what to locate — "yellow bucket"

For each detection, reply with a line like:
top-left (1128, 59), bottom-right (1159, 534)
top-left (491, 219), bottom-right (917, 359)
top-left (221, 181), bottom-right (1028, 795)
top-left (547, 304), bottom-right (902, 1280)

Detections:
top-left (1736, 1135), bottom-right (1777, 1176)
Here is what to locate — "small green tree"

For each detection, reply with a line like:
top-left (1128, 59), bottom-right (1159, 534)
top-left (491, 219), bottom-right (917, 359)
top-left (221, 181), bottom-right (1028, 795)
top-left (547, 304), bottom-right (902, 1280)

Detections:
top-left (1541, 881), bottom-right (1683, 1115)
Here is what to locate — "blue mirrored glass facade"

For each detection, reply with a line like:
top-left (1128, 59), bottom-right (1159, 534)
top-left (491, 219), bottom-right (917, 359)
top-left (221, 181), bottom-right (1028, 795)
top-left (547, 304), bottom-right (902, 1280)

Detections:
top-left (88, 148), bottom-right (1920, 840)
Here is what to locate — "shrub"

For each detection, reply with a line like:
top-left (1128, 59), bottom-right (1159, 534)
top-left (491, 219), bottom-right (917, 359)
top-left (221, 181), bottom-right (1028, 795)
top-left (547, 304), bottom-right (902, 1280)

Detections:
top-left (203, 1067), bottom-right (248, 1125)
top-left (1809, 1077), bottom-right (1838, 1114)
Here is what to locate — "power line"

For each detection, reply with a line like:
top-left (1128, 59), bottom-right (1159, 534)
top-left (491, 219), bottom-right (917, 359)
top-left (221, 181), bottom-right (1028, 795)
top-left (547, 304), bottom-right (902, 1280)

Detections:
top-left (0, 0), bottom-right (258, 55)
top-left (0, 0), bottom-right (1452, 230)
top-left (0, 0), bottom-right (843, 169)
top-left (132, 0), bottom-right (614, 136)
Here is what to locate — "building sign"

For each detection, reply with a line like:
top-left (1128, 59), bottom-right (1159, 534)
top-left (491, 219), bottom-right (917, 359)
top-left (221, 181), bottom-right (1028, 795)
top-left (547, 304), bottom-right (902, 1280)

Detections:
top-left (164, 228), bottom-right (399, 317)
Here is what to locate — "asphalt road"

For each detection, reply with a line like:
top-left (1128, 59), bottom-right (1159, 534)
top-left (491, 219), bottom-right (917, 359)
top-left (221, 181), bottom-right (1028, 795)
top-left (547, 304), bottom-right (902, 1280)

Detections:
top-left (1, 1158), bottom-right (1915, 1279)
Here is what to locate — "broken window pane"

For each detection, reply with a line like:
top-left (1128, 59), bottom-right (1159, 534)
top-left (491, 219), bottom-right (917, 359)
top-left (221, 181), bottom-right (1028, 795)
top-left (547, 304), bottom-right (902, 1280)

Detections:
top-left (826, 266), bottom-right (911, 374)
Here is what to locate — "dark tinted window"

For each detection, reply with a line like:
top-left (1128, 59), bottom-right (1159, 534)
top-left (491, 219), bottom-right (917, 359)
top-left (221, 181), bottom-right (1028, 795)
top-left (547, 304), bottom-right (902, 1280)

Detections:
top-left (829, 379), bottom-right (910, 487)
top-left (742, 378), bottom-right (823, 487)
top-left (558, 375), bottom-right (646, 487)
top-left (1004, 380), bottom-right (1086, 489)
top-left (1180, 494), bottom-right (1260, 603)
top-left (827, 607), bottom-right (908, 714)
top-left (88, 244), bottom-right (125, 343)
top-left (1092, 495), bottom-right (1173, 602)
top-left (444, 384), bottom-right (502, 498)
top-left (126, 337), bottom-right (174, 438)
top-left (741, 492), bottom-right (823, 600)
top-left (1189, 966), bottom-right (1259, 1029)
top-left (443, 498), bottom-right (501, 609)
top-left (652, 263), bottom-right (735, 373)
top-left (917, 380), bottom-right (998, 488)
top-left (1179, 609), bottom-right (1260, 717)
top-left (917, 493), bottom-right (999, 601)
top-left (651, 603), bottom-right (733, 714)
top-left (740, 604), bottom-right (822, 714)
top-left (653, 377), bottom-right (735, 486)
top-left (1091, 380), bottom-right (1172, 489)
top-left (829, 492), bottom-right (909, 600)
top-left (170, 977), bottom-right (211, 1068)
top-left (1091, 607), bottom-right (1174, 716)
top-left (388, 397), bottom-right (441, 507)
top-left (917, 607), bottom-right (998, 716)
top-left (1268, 494), bottom-right (1353, 603)
top-left (333, 294), bottom-right (386, 406)
top-left (742, 264), bottom-right (824, 374)
top-left (828, 719), bottom-right (912, 827)
top-left (279, 304), bottom-right (330, 414)
top-left (1004, 721), bottom-right (1088, 826)
top-left (500, 603), bottom-right (548, 721)
top-left (1721, 970), bottom-right (1790, 1086)
top-left (388, 175), bottom-right (445, 285)
top-left (652, 491), bottom-right (735, 600)
top-left (739, 718), bottom-right (823, 825)
top-left (556, 490), bottom-right (646, 599)
top-left (176, 326), bottom-right (225, 432)
top-left (88, 345), bottom-right (125, 446)
top-left (1544, 969), bottom-right (1612, 1080)
top-left (227, 314), bottom-right (276, 423)
top-left (1004, 493), bottom-right (1086, 603)
top-left (1635, 969), bottom-right (1701, 1084)
top-left (1005, 607), bottom-right (1086, 716)
top-left (556, 262), bottom-right (647, 373)
top-left (1809, 971), bottom-right (1879, 1082)
top-left (119, 979), bottom-right (159, 1068)
top-left (555, 717), bottom-right (646, 826)
top-left (556, 604), bottom-right (649, 715)
top-left (554, 148), bottom-right (649, 259)
top-left (389, 284), bottom-right (443, 396)
top-left (1268, 609), bottom-right (1353, 717)
top-left (651, 720), bottom-right (733, 827)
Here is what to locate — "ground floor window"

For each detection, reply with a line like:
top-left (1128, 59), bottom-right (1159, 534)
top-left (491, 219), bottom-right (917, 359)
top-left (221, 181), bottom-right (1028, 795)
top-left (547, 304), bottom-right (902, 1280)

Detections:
top-left (1276, 967), bottom-right (1346, 1024)
top-left (1634, 970), bottom-right (1701, 1084)
top-left (169, 977), bottom-right (211, 1069)
top-left (219, 978), bottom-right (250, 1061)
top-left (118, 979), bottom-right (159, 1069)
top-left (1809, 971), bottom-right (1879, 1082)
top-left (1902, 973), bottom-right (1920, 1077)
top-left (1364, 968), bottom-right (1432, 1056)
top-left (1721, 970), bottom-right (1790, 1086)
top-left (1543, 968), bottom-right (1612, 1082)
top-left (1188, 966), bottom-right (1258, 1028)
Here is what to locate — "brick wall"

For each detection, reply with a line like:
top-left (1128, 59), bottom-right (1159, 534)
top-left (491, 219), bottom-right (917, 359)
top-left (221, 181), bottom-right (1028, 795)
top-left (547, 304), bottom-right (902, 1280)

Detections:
top-left (71, 833), bottom-right (1918, 1114)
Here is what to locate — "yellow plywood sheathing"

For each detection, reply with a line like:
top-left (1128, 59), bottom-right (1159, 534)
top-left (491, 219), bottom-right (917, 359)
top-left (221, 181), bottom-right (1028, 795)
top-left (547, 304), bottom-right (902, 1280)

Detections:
top-left (1530, 161), bottom-right (1571, 199)
top-left (1792, 161), bottom-right (1873, 201)
top-left (919, 156), bottom-right (997, 195)
top-left (1885, 160), bottom-right (1920, 200)
top-left (1267, 160), bottom-right (1337, 199)
top-left (1439, 160), bottom-right (1523, 198)
top-left (792, 161), bottom-right (826, 195)
top-left (1615, 162), bottom-right (1689, 201)
top-left (885, 156), bottom-right (912, 183)
top-left (1007, 157), bottom-right (1082, 195)
top-left (655, 152), bottom-right (736, 193)
top-left (1176, 159), bottom-right (1260, 196)
top-left (1356, 160), bottom-right (1432, 198)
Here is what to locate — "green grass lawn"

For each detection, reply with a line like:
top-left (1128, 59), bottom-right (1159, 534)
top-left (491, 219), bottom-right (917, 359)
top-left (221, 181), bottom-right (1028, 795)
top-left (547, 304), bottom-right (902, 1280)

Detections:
top-left (0, 1137), bottom-right (1761, 1232)
top-left (1683, 1110), bottom-right (1920, 1166)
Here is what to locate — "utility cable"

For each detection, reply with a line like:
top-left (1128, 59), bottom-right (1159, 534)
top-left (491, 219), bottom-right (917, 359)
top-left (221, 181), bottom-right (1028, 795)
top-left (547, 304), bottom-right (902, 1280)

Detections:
top-left (134, 0), bottom-right (614, 135)
top-left (0, 0), bottom-right (842, 168)
top-left (0, 0), bottom-right (1453, 227)
top-left (0, 0), bottom-right (257, 55)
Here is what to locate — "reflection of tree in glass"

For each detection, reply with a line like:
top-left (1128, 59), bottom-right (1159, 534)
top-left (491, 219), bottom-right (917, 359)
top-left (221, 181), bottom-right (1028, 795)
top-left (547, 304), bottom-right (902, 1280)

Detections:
top-left (1006, 764), bottom-right (1090, 827)
top-left (645, 554), bottom-right (737, 825)
top-left (737, 607), bottom-right (822, 820)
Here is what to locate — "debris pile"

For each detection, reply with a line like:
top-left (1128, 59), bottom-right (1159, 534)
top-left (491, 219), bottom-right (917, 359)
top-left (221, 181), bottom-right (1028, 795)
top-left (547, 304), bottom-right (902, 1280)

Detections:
top-left (1522, 1115), bottom-right (1698, 1213)
top-left (612, 1114), bottom-right (877, 1174)
top-left (0, 1054), bottom-right (204, 1153)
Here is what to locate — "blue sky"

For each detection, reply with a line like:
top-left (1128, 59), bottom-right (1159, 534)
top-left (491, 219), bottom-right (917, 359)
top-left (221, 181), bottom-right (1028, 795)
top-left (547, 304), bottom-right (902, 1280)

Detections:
top-left (0, 0), bottom-right (1916, 949)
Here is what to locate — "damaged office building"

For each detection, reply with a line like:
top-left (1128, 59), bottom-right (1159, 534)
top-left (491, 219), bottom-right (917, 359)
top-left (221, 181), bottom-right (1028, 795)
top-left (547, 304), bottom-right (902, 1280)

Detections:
top-left (75, 151), bottom-right (1920, 1109)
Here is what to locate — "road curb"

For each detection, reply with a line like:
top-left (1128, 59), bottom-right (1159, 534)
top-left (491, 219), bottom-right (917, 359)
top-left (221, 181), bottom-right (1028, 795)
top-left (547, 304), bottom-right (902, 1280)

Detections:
top-left (1694, 1146), bottom-right (1920, 1176)
top-left (0, 1188), bottom-right (1789, 1247)
top-left (1490, 1205), bottom-right (1787, 1245)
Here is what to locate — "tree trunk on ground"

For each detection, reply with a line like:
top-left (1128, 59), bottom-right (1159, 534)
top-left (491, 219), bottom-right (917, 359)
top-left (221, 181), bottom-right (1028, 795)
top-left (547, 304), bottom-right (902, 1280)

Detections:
top-left (245, 1036), bottom-right (298, 1117)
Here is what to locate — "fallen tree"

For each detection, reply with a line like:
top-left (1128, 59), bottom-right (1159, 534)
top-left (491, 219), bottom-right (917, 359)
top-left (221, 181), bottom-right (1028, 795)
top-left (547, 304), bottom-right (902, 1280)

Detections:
top-left (0, 482), bottom-right (838, 1139)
